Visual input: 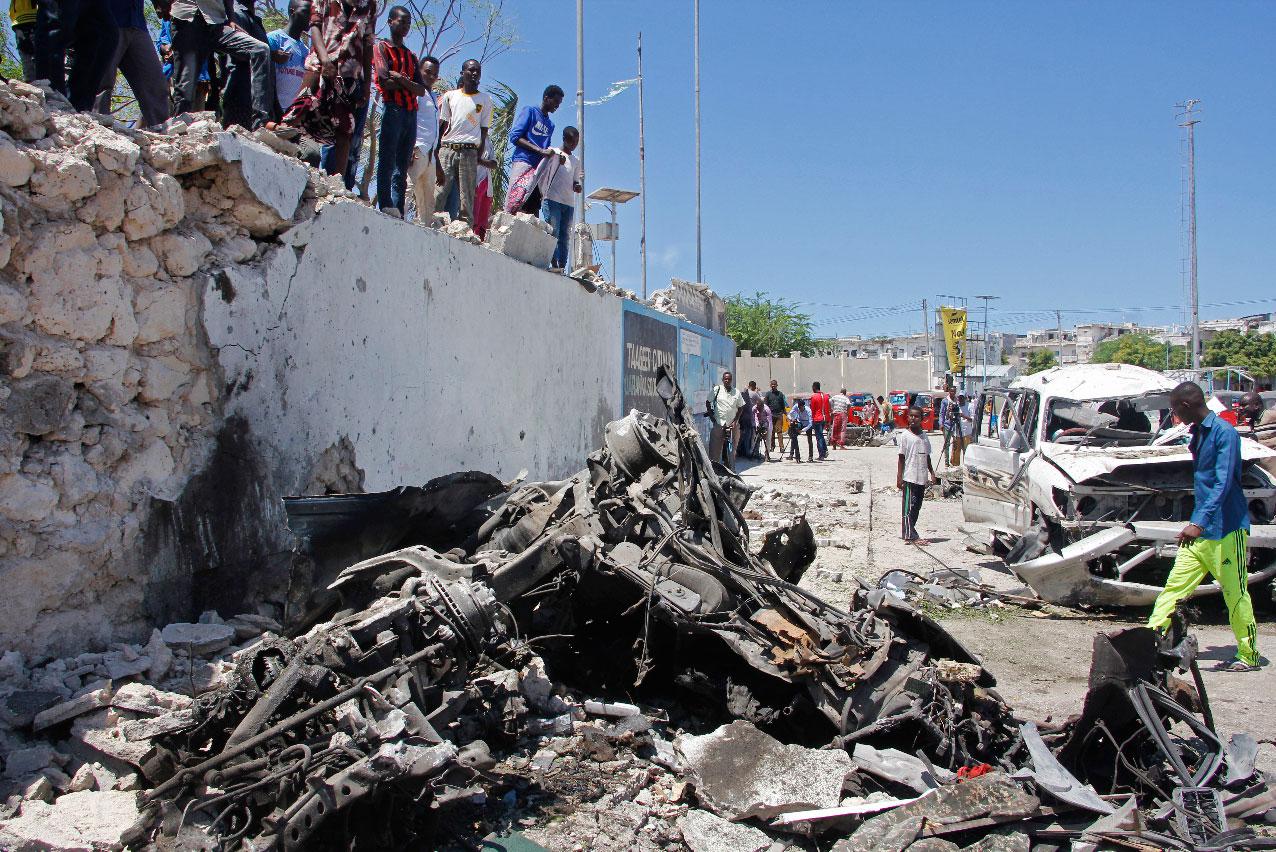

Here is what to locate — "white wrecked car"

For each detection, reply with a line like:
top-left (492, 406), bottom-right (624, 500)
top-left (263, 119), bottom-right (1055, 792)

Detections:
top-left (962, 363), bottom-right (1276, 606)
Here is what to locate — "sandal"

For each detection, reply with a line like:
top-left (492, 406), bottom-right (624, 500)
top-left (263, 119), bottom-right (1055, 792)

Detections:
top-left (1217, 659), bottom-right (1260, 673)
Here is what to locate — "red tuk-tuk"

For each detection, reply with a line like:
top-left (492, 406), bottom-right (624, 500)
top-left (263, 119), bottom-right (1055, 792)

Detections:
top-left (889, 390), bottom-right (937, 431)
top-left (847, 392), bottom-right (874, 425)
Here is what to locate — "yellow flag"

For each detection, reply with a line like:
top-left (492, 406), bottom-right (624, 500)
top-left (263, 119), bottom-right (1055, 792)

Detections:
top-left (940, 307), bottom-right (967, 372)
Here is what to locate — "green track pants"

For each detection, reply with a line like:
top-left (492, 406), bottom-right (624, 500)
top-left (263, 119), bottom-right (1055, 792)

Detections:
top-left (1147, 529), bottom-right (1259, 667)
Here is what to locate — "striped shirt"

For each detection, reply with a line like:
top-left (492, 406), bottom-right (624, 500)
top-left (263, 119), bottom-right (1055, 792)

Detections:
top-left (372, 40), bottom-right (421, 110)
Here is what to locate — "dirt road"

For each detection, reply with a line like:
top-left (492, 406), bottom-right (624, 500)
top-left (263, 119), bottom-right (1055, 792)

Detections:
top-left (737, 437), bottom-right (1276, 772)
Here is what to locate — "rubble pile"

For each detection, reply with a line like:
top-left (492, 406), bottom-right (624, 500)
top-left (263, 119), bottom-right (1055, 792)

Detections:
top-left (2, 369), bottom-right (1269, 849)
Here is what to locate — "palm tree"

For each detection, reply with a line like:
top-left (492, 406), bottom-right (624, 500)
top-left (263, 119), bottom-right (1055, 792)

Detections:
top-left (484, 82), bottom-right (518, 210)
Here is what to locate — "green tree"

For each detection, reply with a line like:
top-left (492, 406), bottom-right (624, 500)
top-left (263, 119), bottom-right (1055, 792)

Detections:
top-left (1091, 333), bottom-right (1187, 370)
top-left (725, 293), bottom-right (820, 357)
top-left (1027, 350), bottom-right (1057, 374)
top-left (1203, 331), bottom-right (1276, 377)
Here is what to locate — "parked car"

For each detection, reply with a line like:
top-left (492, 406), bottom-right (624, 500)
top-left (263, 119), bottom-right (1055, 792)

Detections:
top-left (962, 363), bottom-right (1276, 607)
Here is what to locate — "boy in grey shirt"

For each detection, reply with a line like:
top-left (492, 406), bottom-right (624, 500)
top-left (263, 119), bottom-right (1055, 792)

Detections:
top-left (896, 406), bottom-right (938, 544)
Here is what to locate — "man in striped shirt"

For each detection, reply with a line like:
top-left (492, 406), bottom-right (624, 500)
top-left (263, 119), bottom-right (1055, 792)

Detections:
top-left (373, 6), bottom-right (425, 215)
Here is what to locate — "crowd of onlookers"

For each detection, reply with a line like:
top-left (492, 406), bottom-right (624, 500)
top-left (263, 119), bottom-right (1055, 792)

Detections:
top-left (15, 0), bottom-right (584, 270)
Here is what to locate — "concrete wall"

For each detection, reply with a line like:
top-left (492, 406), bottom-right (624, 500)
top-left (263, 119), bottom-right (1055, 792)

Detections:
top-left (736, 352), bottom-right (932, 398)
top-left (0, 81), bottom-right (729, 655)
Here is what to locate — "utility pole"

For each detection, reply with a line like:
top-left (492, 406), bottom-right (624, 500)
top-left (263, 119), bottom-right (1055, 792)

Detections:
top-left (921, 299), bottom-right (932, 387)
top-left (574, 0), bottom-right (585, 269)
top-left (975, 295), bottom-right (999, 388)
top-left (1177, 100), bottom-right (1201, 370)
top-left (693, 0), bottom-right (702, 283)
top-left (1055, 309), bottom-right (1064, 365)
top-left (637, 32), bottom-right (648, 298)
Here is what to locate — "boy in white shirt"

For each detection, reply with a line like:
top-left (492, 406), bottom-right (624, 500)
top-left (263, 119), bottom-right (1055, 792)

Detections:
top-left (541, 126), bottom-right (582, 271)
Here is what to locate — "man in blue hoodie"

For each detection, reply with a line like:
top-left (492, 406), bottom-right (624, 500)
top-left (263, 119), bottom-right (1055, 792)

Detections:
top-left (503, 85), bottom-right (564, 214)
top-left (1148, 381), bottom-right (1261, 672)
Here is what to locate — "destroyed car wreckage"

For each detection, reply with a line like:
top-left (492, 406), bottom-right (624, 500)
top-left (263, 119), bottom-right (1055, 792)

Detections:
top-left (963, 363), bottom-right (1276, 606)
top-left (4, 369), bottom-right (1274, 850)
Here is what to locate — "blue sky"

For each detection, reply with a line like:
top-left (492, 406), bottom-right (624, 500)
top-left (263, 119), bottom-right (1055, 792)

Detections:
top-left (473, 0), bottom-right (1275, 339)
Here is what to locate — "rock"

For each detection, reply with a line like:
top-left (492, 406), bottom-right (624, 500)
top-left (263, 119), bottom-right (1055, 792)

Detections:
top-left (151, 229), bottom-right (212, 277)
top-left (110, 683), bottom-right (191, 716)
top-left (22, 774), bottom-right (55, 804)
top-left (4, 745), bottom-right (56, 779)
top-left (0, 135), bottom-right (33, 186)
top-left (32, 688), bottom-right (113, 732)
top-left (962, 831), bottom-right (1030, 852)
top-left (839, 774), bottom-right (1040, 852)
top-left (133, 287), bottom-right (187, 345)
top-left (485, 211), bottom-right (557, 268)
top-left (160, 622), bottom-right (234, 655)
top-left (0, 790), bottom-right (140, 851)
top-left (67, 764), bottom-right (99, 792)
top-left (1, 376), bottom-right (76, 436)
top-left (677, 809), bottom-right (773, 852)
top-left (226, 613), bottom-right (280, 641)
top-left (675, 721), bottom-right (853, 821)
top-left (101, 654), bottom-right (150, 681)
top-left (0, 474), bottom-right (60, 523)
top-left (28, 150), bottom-right (97, 207)
top-left (0, 283), bottom-right (26, 324)
top-left (144, 630), bottom-right (171, 681)
top-left (70, 712), bottom-right (151, 767)
top-left (119, 711), bottom-right (194, 742)
top-left (443, 219), bottom-right (481, 244)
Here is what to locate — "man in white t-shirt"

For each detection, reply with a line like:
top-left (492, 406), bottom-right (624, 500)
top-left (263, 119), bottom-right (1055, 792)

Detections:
top-left (405, 54), bottom-right (440, 224)
top-left (433, 58), bottom-right (491, 225)
top-left (541, 126), bottom-right (583, 270)
top-left (706, 371), bottom-right (745, 468)
top-left (896, 406), bottom-right (938, 544)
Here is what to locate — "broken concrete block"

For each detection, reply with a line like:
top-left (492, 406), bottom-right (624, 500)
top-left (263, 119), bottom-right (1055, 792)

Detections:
top-left (21, 774), bottom-right (55, 804)
top-left (0, 135), bottom-right (33, 186)
top-left (677, 809), bottom-right (772, 852)
top-left (4, 745), bottom-right (56, 779)
top-left (71, 712), bottom-right (151, 767)
top-left (160, 622), bottom-right (235, 655)
top-left (0, 790), bottom-right (140, 851)
top-left (110, 684), bottom-right (192, 717)
top-left (67, 764), bottom-right (99, 792)
top-left (840, 774), bottom-right (1039, 852)
top-left (214, 132), bottom-right (307, 222)
top-left (226, 613), bottom-right (281, 641)
top-left (0, 691), bottom-right (62, 729)
top-left (101, 654), bottom-right (150, 681)
top-left (675, 720), bottom-right (853, 820)
top-left (144, 630), bottom-right (171, 682)
top-left (32, 687), bottom-right (112, 732)
top-left (485, 211), bottom-right (557, 268)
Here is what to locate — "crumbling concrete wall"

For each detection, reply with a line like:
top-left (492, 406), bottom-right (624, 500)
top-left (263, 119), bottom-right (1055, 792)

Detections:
top-left (0, 79), bottom-right (642, 656)
top-left (0, 81), bottom-right (312, 656)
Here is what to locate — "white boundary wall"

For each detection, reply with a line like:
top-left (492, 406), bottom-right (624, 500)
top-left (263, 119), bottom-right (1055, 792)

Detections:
top-left (735, 351), bottom-right (932, 397)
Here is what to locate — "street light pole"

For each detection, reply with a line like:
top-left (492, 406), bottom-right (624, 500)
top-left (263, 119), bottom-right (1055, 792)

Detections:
top-left (975, 295), bottom-right (999, 388)
top-left (693, 0), bottom-right (702, 283)
top-left (574, 0), bottom-right (585, 269)
top-left (637, 31), bottom-right (648, 298)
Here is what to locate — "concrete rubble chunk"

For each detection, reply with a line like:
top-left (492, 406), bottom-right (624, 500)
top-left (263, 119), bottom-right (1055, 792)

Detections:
top-left (0, 691), bottom-right (63, 729)
top-left (32, 688), bottom-right (112, 732)
top-left (4, 745), bottom-right (56, 779)
top-left (0, 790), bottom-right (140, 851)
top-left (214, 132), bottom-right (307, 222)
top-left (838, 774), bottom-right (1040, 852)
top-left (110, 683), bottom-right (192, 716)
top-left (226, 613), bottom-right (281, 641)
top-left (67, 764), bottom-right (99, 792)
top-left (143, 630), bottom-right (172, 682)
top-left (22, 775), bottom-right (55, 804)
top-left (961, 832), bottom-right (1030, 852)
top-left (71, 712), bottom-right (152, 767)
top-left (160, 622), bottom-right (235, 655)
top-left (484, 211), bottom-right (557, 268)
top-left (677, 809), bottom-right (773, 852)
top-left (675, 720), bottom-right (853, 821)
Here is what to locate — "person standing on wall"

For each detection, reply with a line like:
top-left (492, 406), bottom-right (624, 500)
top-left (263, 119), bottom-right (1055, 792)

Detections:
top-left (165, 0), bottom-right (272, 130)
top-left (541, 126), bottom-right (582, 271)
top-left (706, 371), bottom-right (745, 469)
top-left (809, 382), bottom-right (831, 461)
top-left (404, 54), bottom-right (440, 223)
top-left (504, 85), bottom-right (564, 214)
top-left (1148, 382), bottom-right (1261, 673)
top-left (371, 6), bottom-right (424, 216)
top-left (93, 0), bottom-right (172, 127)
top-left (897, 406), bottom-right (938, 545)
top-left (266, 0), bottom-right (311, 116)
top-left (434, 58), bottom-right (490, 225)
top-left (33, 0), bottom-right (119, 111)
top-left (9, 0), bottom-right (37, 81)
top-left (764, 379), bottom-right (788, 453)
top-left (829, 387), bottom-right (851, 450)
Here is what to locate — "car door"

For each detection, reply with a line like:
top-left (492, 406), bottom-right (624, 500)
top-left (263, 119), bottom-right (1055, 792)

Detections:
top-left (962, 389), bottom-right (1032, 533)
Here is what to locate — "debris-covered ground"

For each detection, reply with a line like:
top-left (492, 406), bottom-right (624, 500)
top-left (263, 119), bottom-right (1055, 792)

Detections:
top-left (2, 376), bottom-right (1276, 850)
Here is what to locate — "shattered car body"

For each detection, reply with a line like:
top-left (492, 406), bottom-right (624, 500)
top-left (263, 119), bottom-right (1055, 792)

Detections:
top-left (132, 368), bottom-right (1019, 848)
top-left (962, 363), bottom-right (1276, 605)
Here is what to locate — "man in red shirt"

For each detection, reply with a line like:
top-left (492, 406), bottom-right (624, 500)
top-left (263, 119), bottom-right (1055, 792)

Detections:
top-left (809, 381), bottom-right (831, 461)
top-left (372, 6), bottom-right (426, 215)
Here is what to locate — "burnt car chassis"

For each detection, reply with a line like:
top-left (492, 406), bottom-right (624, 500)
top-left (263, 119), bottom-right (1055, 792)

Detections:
top-left (128, 369), bottom-right (1273, 850)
